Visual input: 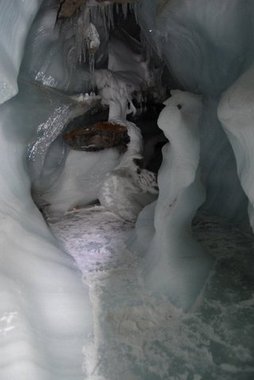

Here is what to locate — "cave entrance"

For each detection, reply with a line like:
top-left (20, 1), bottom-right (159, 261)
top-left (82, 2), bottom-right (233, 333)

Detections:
top-left (23, 0), bottom-right (169, 274)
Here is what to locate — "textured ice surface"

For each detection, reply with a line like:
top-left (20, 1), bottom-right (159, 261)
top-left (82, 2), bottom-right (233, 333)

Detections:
top-left (50, 206), bottom-right (134, 273)
top-left (50, 207), bottom-right (254, 380)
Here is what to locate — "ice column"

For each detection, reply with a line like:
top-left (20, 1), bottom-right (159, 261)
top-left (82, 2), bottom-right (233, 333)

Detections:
top-left (143, 90), bottom-right (214, 311)
top-left (218, 64), bottom-right (254, 230)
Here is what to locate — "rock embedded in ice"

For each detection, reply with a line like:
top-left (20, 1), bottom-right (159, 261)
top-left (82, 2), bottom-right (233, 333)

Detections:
top-left (63, 121), bottom-right (130, 152)
top-left (218, 63), bottom-right (254, 231)
top-left (143, 90), bottom-right (214, 310)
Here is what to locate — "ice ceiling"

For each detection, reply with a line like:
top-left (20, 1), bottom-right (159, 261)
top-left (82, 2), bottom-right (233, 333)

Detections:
top-left (0, 0), bottom-right (254, 379)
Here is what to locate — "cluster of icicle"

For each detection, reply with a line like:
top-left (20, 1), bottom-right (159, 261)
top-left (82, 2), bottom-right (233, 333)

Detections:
top-left (70, 1), bottom-right (139, 66)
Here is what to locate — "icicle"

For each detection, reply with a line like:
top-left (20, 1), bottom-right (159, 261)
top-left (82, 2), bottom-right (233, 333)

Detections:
top-left (115, 3), bottom-right (120, 16)
top-left (107, 5), bottom-right (111, 30)
top-left (101, 5), bottom-right (108, 34)
top-left (89, 51), bottom-right (95, 91)
top-left (122, 2), bottom-right (128, 19)
top-left (130, 1), bottom-right (139, 23)
top-left (108, 4), bottom-right (114, 29)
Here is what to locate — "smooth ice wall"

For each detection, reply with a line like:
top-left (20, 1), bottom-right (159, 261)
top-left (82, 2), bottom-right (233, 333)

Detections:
top-left (129, 0), bottom-right (254, 309)
top-left (20, 0), bottom-right (110, 94)
top-left (0, 1), bottom-right (93, 379)
top-left (0, 0), bottom-right (43, 104)
top-left (137, 0), bottom-right (254, 222)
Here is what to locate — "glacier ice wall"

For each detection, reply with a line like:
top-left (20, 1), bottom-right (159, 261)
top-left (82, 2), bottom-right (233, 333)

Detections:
top-left (0, 2), bottom-right (93, 379)
top-left (137, 0), bottom-right (254, 223)
top-left (20, 0), bottom-right (111, 94)
top-left (20, 0), bottom-right (92, 93)
top-left (0, 0), bottom-right (43, 104)
top-left (139, 0), bottom-right (254, 96)
top-left (127, 0), bottom-right (254, 310)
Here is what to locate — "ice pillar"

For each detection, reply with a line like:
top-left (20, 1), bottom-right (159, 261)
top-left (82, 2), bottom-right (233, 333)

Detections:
top-left (143, 90), bottom-right (214, 310)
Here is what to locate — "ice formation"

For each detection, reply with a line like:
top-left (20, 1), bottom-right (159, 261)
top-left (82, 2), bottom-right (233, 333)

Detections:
top-left (98, 119), bottom-right (158, 222)
top-left (0, 0), bottom-right (254, 379)
top-left (137, 91), bottom-right (213, 310)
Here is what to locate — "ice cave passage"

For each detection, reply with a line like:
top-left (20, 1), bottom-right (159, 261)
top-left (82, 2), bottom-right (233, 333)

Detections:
top-left (0, 0), bottom-right (254, 379)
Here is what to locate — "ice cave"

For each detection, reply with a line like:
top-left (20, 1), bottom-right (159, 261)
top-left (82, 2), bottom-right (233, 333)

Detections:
top-left (0, 0), bottom-right (254, 379)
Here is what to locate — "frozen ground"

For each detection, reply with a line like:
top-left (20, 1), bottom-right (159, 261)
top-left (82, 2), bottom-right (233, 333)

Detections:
top-left (49, 207), bottom-right (254, 380)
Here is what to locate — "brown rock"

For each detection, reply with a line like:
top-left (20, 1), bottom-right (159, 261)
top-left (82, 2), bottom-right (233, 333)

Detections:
top-left (63, 121), bottom-right (130, 152)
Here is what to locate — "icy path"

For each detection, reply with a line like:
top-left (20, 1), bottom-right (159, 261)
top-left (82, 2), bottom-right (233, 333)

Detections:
top-left (49, 208), bottom-right (254, 380)
top-left (49, 206), bottom-right (134, 273)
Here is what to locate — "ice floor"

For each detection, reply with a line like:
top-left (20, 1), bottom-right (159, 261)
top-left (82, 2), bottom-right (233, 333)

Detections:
top-left (48, 207), bottom-right (254, 380)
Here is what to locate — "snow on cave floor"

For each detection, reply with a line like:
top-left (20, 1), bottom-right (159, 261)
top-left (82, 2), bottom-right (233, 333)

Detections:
top-left (48, 207), bottom-right (254, 380)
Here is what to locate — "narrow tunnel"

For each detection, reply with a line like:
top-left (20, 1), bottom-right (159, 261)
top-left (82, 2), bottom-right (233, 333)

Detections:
top-left (0, 1), bottom-right (254, 379)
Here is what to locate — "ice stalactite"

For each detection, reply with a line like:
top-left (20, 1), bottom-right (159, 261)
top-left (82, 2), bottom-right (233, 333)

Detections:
top-left (142, 90), bottom-right (214, 310)
top-left (218, 64), bottom-right (254, 231)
